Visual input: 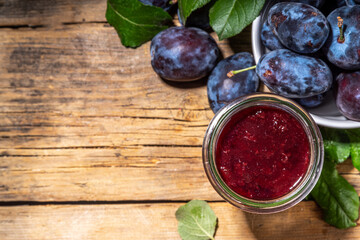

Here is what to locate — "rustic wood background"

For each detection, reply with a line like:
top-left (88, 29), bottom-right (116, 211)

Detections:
top-left (0, 0), bottom-right (359, 239)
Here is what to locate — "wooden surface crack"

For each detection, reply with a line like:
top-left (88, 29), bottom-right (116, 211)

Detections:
top-left (0, 24), bottom-right (44, 29)
top-left (62, 21), bottom-right (107, 25)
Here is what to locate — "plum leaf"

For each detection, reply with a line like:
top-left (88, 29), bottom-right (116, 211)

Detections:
top-left (105, 0), bottom-right (172, 48)
top-left (311, 160), bottom-right (359, 229)
top-left (176, 200), bottom-right (217, 240)
top-left (178, 0), bottom-right (212, 24)
top-left (209, 0), bottom-right (265, 40)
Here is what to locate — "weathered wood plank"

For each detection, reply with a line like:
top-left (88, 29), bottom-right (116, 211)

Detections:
top-left (0, 24), bottom-right (250, 116)
top-left (0, 115), bottom-right (209, 147)
top-left (0, 24), bottom-right (257, 201)
top-left (0, 148), bottom-right (359, 201)
top-left (0, 202), bottom-right (359, 239)
top-left (0, 23), bottom-right (250, 151)
top-left (0, 148), bottom-right (222, 201)
top-left (0, 0), bottom-right (106, 26)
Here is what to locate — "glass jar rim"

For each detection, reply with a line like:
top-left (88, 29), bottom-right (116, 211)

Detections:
top-left (202, 93), bottom-right (324, 214)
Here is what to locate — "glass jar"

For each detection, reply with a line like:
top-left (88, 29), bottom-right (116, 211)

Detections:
top-left (202, 93), bottom-right (323, 214)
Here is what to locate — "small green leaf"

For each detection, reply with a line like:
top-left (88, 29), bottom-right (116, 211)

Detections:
top-left (320, 127), bottom-right (351, 163)
top-left (346, 129), bottom-right (360, 171)
top-left (351, 142), bottom-right (360, 171)
top-left (176, 200), bottom-right (217, 240)
top-left (209, 0), bottom-right (265, 40)
top-left (178, 0), bottom-right (212, 24)
top-left (105, 0), bottom-right (172, 48)
top-left (311, 160), bottom-right (359, 229)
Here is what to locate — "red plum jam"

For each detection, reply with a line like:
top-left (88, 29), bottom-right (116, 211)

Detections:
top-left (215, 105), bottom-right (310, 200)
top-left (203, 93), bottom-right (323, 213)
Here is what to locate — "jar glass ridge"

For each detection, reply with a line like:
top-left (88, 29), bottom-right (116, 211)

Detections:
top-left (202, 93), bottom-right (324, 214)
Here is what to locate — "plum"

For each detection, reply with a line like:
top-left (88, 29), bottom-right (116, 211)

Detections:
top-left (260, 21), bottom-right (284, 51)
top-left (296, 93), bottom-right (326, 108)
top-left (350, 0), bottom-right (360, 4)
top-left (139, 0), bottom-right (176, 11)
top-left (336, 72), bottom-right (360, 121)
top-left (335, 0), bottom-right (347, 7)
top-left (256, 49), bottom-right (332, 98)
top-left (150, 27), bottom-right (220, 81)
top-left (288, 0), bottom-right (325, 8)
top-left (323, 6), bottom-right (360, 70)
top-left (338, 0), bottom-right (360, 6)
top-left (268, 2), bottom-right (329, 54)
top-left (207, 53), bottom-right (259, 113)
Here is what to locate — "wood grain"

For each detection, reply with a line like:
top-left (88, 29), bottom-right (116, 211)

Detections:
top-left (0, 202), bottom-right (359, 240)
top-left (0, 0), bottom-right (107, 26)
top-left (0, 23), bottom-right (254, 201)
top-left (1, 150), bottom-right (359, 202)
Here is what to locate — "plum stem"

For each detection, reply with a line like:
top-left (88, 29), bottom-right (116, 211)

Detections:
top-left (227, 65), bottom-right (257, 78)
top-left (337, 16), bottom-right (345, 43)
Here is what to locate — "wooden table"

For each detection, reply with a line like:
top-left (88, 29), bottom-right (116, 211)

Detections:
top-left (0, 1), bottom-right (359, 239)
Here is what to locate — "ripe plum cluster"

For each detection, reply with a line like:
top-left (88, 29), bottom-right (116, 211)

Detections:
top-left (258, 2), bottom-right (360, 121)
top-left (148, 0), bottom-right (360, 122)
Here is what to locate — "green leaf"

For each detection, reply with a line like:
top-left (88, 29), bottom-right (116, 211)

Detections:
top-left (346, 129), bottom-right (360, 171)
top-left (311, 160), bottom-right (359, 229)
top-left (105, 0), bottom-right (172, 48)
top-left (351, 142), bottom-right (360, 170)
top-left (209, 0), bottom-right (265, 40)
top-left (304, 194), bottom-right (313, 201)
top-left (178, 0), bottom-right (212, 24)
top-left (320, 127), bottom-right (351, 163)
top-left (176, 200), bottom-right (217, 240)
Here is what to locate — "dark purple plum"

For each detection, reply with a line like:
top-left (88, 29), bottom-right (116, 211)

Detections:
top-left (336, 72), bottom-right (360, 121)
top-left (296, 93), bottom-right (326, 108)
top-left (323, 6), bottom-right (360, 70)
top-left (260, 21), bottom-right (284, 51)
top-left (177, 1), bottom-right (215, 30)
top-left (336, 0), bottom-right (348, 6)
top-left (334, 0), bottom-right (359, 7)
top-left (288, 0), bottom-right (325, 8)
top-left (256, 49), bottom-right (332, 98)
top-left (150, 27), bottom-right (220, 81)
top-left (268, 2), bottom-right (329, 54)
top-left (139, 0), bottom-right (175, 11)
top-left (351, 0), bottom-right (360, 4)
top-left (207, 53), bottom-right (259, 113)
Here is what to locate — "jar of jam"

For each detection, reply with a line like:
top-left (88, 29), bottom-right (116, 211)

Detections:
top-left (203, 93), bottom-right (323, 213)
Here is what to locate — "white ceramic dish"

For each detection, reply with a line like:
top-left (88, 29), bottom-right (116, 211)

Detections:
top-left (251, 1), bottom-right (360, 129)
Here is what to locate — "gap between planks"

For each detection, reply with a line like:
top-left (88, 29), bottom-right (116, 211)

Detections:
top-left (0, 199), bottom-right (226, 206)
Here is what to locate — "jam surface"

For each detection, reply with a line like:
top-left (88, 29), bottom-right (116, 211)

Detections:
top-left (216, 105), bottom-right (310, 200)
